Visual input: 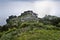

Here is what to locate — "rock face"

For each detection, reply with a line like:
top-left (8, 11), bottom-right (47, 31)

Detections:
top-left (19, 10), bottom-right (39, 22)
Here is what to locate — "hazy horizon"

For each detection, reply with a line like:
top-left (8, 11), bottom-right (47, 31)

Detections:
top-left (0, 0), bottom-right (60, 26)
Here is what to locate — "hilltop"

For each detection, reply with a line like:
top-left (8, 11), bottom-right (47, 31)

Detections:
top-left (0, 10), bottom-right (60, 40)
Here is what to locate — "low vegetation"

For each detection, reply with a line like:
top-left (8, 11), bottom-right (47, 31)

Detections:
top-left (0, 10), bottom-right (60, 40)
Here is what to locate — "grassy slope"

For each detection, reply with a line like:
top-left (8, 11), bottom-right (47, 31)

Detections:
top-left (0, 22), bottom-right (60, 40)
top-left (0, 28), bottom-right (60, 40)
top-left (17, 29), bottom-right (60, 40)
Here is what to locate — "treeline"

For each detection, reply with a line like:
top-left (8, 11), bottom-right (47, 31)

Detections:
top-left (40, 15), bottom-right (60, 27)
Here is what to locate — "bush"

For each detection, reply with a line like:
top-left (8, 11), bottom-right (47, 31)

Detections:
top-left (44, 25), bottom-right (56, 30)
top-left (57, 23), bottom-right (60, 27)
top-left (20, 22), bottom-right (30, 28)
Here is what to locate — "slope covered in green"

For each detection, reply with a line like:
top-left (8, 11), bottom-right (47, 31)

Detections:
top-left (0, 10), bottom-right (60, 40)
top-left (0, 22), bottom-right (60, 40)
top-left (17, 30), bottom-right (60, 40)
top-left (0, 28), bottom-right (60, 40)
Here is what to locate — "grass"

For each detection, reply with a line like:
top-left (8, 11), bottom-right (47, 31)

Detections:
top-left (0, 22), bottom-right (60, 40)
top-left (17, 29), bottom-right (60, 40)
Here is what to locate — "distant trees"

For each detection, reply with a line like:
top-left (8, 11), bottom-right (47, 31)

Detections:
top-left (6, 15), bottom-right (19, 28)
top-left (6, 15), bottom-right (17, 23)
top-left (9, 15), bottom-right (17, 19)
top-left (42, 15), bottom-right (60, 27)
top-left (0, 26), bottom-right (2, 31)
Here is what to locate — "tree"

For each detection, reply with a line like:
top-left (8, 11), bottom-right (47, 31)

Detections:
top-left (43, 15), bottom-right (60, 26)
top-left (6, 15), bottom-right (17, 23)
top-left (9, 15), bottom-right (17, 19)
top-left (0, 26), bottom-right (2, 31)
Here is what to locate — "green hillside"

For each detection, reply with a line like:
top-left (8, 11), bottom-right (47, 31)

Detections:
top-left (0, 10), bottom-right (60, 40)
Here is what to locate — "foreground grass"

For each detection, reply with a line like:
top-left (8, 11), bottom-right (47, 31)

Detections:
top-left (17, 29), bottom-right (60, 40)
top-left (0, 28), bottom-right (60, 40)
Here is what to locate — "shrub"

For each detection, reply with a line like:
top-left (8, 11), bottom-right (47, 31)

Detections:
top-left (44, 25), bottom-right (56, 30)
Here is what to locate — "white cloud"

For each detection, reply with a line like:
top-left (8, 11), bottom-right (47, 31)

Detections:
top-left (34, 1), bottom-right (60, 17)
top-left (0, 1), bottom-right (34, 25)
top-left (0, 1), bottom-right (60, 25)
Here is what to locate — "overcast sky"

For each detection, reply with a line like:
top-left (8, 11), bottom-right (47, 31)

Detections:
top-left (0, 0), bottom-right (60, 25)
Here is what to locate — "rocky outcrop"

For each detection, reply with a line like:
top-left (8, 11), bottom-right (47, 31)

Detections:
top-left (18, 10), bottom-right (39, 22)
